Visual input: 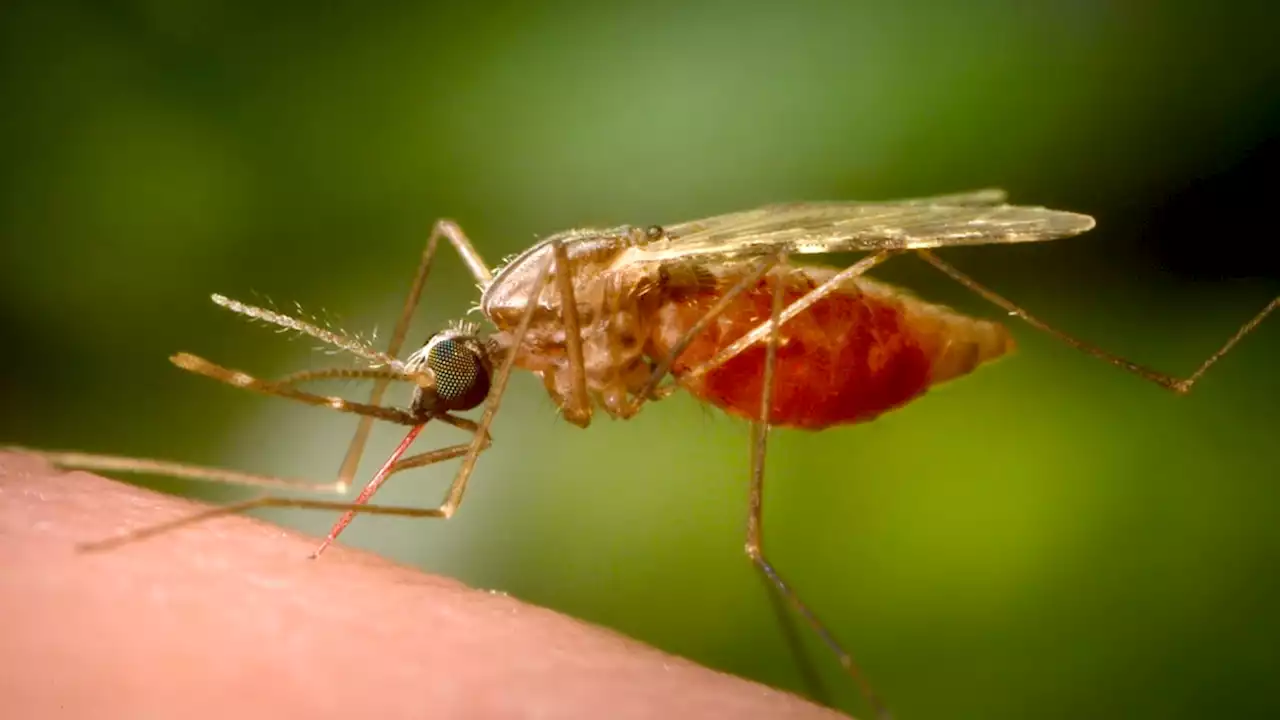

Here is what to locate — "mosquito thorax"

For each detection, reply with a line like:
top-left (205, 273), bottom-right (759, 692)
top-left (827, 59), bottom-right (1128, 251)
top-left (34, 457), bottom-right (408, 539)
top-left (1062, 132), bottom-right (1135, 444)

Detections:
top-left (405, 327), bottom-right (495, 417)
top-left (479, 225), bottom-right (665, 322)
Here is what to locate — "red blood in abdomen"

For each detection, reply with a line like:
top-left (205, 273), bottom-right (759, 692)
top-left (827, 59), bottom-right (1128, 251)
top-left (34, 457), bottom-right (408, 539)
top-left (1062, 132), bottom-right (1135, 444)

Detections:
top-left (647, 265), bottom-right (934, 430)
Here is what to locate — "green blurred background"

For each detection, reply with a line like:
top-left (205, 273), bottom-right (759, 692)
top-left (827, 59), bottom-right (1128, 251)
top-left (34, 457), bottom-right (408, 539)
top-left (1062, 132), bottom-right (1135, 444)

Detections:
top-left (2, 1), bottom-right (1278, 718)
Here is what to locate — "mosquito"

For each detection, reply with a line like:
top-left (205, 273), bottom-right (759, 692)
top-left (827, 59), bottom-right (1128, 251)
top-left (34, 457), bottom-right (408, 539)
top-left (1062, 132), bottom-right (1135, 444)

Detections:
top-left (9, 189), bottom-right (1276, 720)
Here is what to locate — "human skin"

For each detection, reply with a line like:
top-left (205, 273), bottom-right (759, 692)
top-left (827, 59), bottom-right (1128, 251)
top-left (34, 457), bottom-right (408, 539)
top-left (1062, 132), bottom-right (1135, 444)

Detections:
top-left (0, 452), bottom-right (852, 720)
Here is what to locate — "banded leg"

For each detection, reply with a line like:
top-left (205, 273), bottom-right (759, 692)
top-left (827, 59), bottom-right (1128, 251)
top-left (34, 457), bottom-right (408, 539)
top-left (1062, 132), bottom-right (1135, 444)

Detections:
top-left (629, 250), bottom-right (909, 715)
top-left (76, 432), bottom-right (490, 554)
top-left (915, 250), bottom-right (1278, 393)
top-left (4, 355), bottom-right (430, 496)
top-left (744, 250), bottom-right (890, 719)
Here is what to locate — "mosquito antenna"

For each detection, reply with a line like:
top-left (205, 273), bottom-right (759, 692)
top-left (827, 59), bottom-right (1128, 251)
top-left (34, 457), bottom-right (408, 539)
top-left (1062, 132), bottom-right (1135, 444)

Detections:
top-left (211, 294), bottom-right (402, 370)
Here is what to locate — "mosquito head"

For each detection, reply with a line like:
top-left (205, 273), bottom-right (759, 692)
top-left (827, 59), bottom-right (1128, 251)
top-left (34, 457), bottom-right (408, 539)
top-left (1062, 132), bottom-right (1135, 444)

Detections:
top-left (404, 324), bottom-right (496, 417)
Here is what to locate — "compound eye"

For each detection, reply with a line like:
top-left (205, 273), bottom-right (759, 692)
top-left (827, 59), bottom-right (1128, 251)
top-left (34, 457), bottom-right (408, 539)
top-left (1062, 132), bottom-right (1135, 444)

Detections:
top-left (423, 334), bottom-right (491, 411)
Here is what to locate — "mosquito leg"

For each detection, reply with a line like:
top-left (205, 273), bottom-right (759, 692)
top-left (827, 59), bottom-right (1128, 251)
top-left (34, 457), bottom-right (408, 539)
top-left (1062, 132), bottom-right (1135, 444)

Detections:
top-left (309, 416), bottom-right (494, 556)
top-left (680, 250), bottom-right (902, 382)
top-left (3, 447), bottom-right (349, 495)
top-left (28, 410), bottom-right (489, 554)
top-left (312, 423), bottom-right (426, 557)
top-left (5, 358), bottom-right (430, 495)
top-left (550, 238), bottom-right (592, 427)
top-left (402, 238), bottom-right (556, 523)
top-left (642, 373), bottom-right (679, 402)
top-left (338, 220), bottom-right (495, 487)
top-left (170, 353), bottom-right (421, 427)
top-left (915, 250), bottom-right (1279, 394)
top-left (76, 436), bottom-right (490, 554)
top-left (620, 257), bottom-right (779, 417)
top-left (6, 411), bottom-right (486, 499)
top-left (7, 359), bottom-right (460, 516)
top-left (743, 250), bottom-right (891, 720)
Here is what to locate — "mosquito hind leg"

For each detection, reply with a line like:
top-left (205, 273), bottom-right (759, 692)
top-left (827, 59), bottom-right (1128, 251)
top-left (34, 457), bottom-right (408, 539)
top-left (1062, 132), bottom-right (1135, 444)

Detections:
top-left (76, 432), bottom-right (491, 554)
top-left (338, 220), bottom-right (496, 486)
top-left (915, 249), bottom-right (1279, 394)
top-left (741, 251), bottom-right (891, 719)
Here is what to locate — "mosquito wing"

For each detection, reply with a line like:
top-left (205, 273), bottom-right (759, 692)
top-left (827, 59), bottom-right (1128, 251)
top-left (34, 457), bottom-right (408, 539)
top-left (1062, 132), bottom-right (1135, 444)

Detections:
top-left (870, 188), bottom-right (1010, 206)
top-left (630, 190), bottom-right (1095, 263)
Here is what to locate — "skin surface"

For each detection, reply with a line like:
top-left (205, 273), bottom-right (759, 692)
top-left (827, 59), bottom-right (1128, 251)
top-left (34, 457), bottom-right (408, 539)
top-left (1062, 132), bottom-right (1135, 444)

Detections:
top-left (0, 451), bottom-right (851, 720)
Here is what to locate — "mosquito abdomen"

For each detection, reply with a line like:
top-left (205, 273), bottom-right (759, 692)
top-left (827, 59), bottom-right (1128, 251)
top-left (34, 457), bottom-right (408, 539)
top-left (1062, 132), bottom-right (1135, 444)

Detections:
top-left (648, 265), bottom-right (1013, 429)
top-left (907, 297), bottom-right (1015, 387)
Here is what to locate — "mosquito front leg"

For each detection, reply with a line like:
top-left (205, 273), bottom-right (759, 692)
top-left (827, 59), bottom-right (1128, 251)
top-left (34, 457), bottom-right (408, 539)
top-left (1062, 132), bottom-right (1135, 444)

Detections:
top-left (418, 238), bottom-right (557, 521)
top-left (170, 353), bottom-right (421, 426)
top-left (2, 448), bottom-right (350, 495)
top-left (339, 220), bottom-right (495, 486)
top-left (550, 238), bottom-right (592, 427)
top-left (308, 412), bottom-right (491, 558)
top-left (77, 435), bottom-right (489, 554)
top-left (311, 416), bottom-right (504, 557)
top-left (742, 250), bottom-right (891, 720)
top-left (4, 357), bottom-right (429, 499)
top-left (915, 250), bottom-right (1279, 394)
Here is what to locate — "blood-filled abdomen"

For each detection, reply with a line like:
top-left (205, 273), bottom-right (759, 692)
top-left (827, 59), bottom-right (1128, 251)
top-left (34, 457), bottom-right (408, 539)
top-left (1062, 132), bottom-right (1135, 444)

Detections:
top-left (647, 263), bottom-right (1014, 430)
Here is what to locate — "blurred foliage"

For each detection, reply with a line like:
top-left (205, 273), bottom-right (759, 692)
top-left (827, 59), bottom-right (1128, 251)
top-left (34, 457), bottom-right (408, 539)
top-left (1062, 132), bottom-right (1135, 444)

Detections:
top-left (2, 1), bottom-right (1278, 718)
